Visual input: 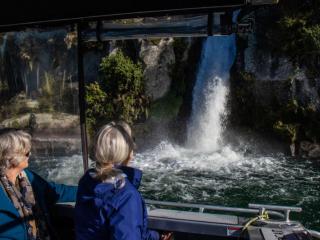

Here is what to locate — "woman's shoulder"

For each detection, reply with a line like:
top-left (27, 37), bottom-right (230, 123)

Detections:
top-left (108, 179), bottom-right (143, 210)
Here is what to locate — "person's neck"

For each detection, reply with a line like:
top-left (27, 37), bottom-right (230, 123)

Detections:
top-left (6, 168), bottom-right (22, 184)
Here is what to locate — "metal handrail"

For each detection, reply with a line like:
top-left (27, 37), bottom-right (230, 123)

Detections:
top-left (145, 200), bottom-right (285, 219)
top-left (307, 230), bottom-right (320, 239)
top-left (248, 204), bottom-right (302, 222)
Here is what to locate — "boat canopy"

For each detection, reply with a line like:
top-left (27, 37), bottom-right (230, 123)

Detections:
top-left (0, 0), bottom-right (278, 30)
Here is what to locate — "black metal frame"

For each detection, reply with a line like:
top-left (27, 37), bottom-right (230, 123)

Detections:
top-left (0, 1), bottom-right (247, 32)
top-left (77, 22), bottom-right (89, 172)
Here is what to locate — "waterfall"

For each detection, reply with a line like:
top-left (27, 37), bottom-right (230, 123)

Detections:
top-left (187, 35), bottom-right (237, 152)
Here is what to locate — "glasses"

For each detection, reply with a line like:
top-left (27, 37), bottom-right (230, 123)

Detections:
top-left (25, 151), bottom-right (31, 157)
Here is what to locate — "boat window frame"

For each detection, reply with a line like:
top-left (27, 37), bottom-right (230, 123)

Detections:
top-left (0, 4), bottom-right (255, 172)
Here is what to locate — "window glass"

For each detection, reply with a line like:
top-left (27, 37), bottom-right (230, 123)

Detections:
top-left (0, 26), bottom-right (82, 185)
top-left (83, 14), bottom-right (320, 231)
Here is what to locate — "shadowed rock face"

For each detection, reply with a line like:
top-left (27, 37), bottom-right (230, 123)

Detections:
top-left (300, 141), bottom-right (320, 159)
top-left (139, 38), bottom-right (175, 100)
top-left (229, 8), bottom-right (320, 157)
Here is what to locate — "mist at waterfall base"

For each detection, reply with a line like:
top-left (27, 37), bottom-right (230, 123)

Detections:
top-left (29, 36), bottom-right (320, 230)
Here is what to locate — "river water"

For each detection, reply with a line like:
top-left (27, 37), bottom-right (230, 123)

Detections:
top-left (29, 146), bottom-right (320, 230)
top-left (29, 34), bottom-right (320, 231)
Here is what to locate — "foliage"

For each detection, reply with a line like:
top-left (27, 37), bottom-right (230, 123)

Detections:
top-left (0, 81), bottom-right (9, 93)
top-left (277, 17), bottom-right (320, 61)
top-left (262, 0), bottom-right (320, 76)
top-left (86, 50), bottom-right (148, 131)
top-left (86, 82), bottom-right (111, 132)
top-left (149, 38), bottom-right (162, 45)
top-left (38, 72), bottom-right (78, 114)
top-left (273, 120), bottom-right (298, 144)
top-left (150, 92), bottom-right (182, 119)
top-left (38, 72), bottom-right (54, 112)
top-left (0, 93), bottom-right (29, 122)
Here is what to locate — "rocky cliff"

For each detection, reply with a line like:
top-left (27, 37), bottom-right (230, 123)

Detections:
top-left (230, 3), bottom-right (320, 158)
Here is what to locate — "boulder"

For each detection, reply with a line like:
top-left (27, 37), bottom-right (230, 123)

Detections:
top-left (300, 141), bottom-right (320, 159)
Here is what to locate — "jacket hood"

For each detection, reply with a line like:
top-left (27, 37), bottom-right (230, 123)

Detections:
top-left (118, 165), bottom-right (142, 189)
top-left (77, 166), bottom-right (142, 208)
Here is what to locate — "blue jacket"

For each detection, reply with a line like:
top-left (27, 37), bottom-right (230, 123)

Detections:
top-left (0, 169), bottom-right (77, 240)
top-left (75, 166), bottom-right (159, 240)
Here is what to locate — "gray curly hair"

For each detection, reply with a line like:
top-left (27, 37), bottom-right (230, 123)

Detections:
top-left (0, 129), bottom-right (31, 171)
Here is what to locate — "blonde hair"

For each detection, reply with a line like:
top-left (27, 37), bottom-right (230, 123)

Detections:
top-left (0, 129), bottom-right (31, 171)
top-left (93, 121), bottom-right (134, 180)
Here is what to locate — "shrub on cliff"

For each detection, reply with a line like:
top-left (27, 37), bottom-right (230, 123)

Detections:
top-left (263, 0), bottom-right (320, 76)
top-left (273, 120), bottom-right (299, 144)
top-left (278, 17), bottom-right (320, 62)
top-left (86, 50), bottom-right (148, 131)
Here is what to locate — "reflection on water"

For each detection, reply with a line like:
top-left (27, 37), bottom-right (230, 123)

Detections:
top-left (29, 155), bottom-right (84, 185)
top-left (29, 141), bottom-right (320, 231)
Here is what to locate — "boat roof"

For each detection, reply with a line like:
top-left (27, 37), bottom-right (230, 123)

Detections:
top-left (0, 1), bottom-right (247, 30)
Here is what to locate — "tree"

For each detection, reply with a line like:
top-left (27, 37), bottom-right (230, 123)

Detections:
top-left (86, 50), bottom-right (148, 132)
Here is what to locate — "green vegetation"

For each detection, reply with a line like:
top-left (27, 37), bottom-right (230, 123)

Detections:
top-left (0, 72), bottom-right (78, 127)
top-left (0, 81), bottom-right (9, 93)
top-left (150, 92), bottom-right (182, 119)
top-left (86, 50), bottom-right (148, 133)
top-left (262, 0), bottom-right (320, 77)
top-left (38, 72), bottom-right (78, 113)
top-left (149, 38), bottom-right (162, 45)
top-left (0, 93), bottom-right (30, 122)
top-left (273, 121), bottom-right (298, 144)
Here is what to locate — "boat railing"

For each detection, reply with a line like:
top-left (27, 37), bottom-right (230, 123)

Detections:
top-left (248, 203), bottom-right (302, 222)
top-left (145, 200), bottom-right (286, 220)
top-left (307, 230), bottom-right (320, 239)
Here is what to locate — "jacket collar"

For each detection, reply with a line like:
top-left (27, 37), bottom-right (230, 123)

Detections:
top-left (117, 166), bottom-right (142, 189)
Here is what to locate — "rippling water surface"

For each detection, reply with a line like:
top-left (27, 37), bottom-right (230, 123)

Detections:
top-left (29, 142), bottom-right (320, 231)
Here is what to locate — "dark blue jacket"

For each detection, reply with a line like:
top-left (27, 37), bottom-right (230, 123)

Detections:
top-left (0, 169), bottom-right (77, 240)
top-left (75, 166), bottom-right (159, 240)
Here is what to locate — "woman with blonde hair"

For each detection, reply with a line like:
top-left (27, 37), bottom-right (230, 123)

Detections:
top-left (0, 128), bottom-right (77, 240)
top-left (75, 121), bottom-right (172, 240)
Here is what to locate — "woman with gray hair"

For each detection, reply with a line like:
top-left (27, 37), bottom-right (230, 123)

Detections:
top-left (0, 128), bottom-right (77, 240)
top-left (75, 121), bottom-right (172, 240)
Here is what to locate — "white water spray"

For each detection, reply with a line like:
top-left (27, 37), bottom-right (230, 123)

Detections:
top-left (187, 35), bottom-right (236, 152)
